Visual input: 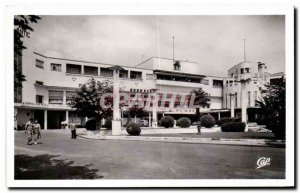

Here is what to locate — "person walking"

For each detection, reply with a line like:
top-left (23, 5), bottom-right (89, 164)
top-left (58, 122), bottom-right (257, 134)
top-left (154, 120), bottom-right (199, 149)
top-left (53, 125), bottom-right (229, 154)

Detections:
top-left (70, 120), bottom-right (76, 139)
top-left (25, 118), bottom-right (34, 145)
top-left (33, 120), bottom-right (41, 144)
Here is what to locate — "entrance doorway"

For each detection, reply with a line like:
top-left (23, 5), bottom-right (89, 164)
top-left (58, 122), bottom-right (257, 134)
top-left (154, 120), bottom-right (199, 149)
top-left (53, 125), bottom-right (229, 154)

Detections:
top-left (48, 110), bottom-right (66, 129)
top-left (33, 110), bottom-right (44, 129)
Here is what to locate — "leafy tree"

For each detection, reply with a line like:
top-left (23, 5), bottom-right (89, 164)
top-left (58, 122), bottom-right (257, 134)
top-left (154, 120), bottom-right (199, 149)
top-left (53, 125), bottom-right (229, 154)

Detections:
top-left (70, 78), bottom-right (113, 129)
top-left (190, 88), bottom-right (209, 120)
top-left (256, 81), bottom-right (286, 139)
top-left (128, 105), bottom-right (147, 124)
top-left (14, 15), bottom-right (41, 88)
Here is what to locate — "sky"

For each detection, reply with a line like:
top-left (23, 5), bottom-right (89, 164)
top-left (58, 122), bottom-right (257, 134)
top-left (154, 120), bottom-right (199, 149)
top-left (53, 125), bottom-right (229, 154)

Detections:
top-left (23, 15), bottom-right (285, 76)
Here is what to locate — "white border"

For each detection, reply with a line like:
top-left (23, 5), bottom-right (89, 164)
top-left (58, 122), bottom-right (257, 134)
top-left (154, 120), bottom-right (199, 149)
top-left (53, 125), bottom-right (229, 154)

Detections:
top-left (5, 5), bottom-right (294, 188)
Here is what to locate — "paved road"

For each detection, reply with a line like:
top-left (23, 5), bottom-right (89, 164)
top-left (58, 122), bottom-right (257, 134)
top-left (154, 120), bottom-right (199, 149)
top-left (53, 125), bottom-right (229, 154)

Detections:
top-left (15, 130), bottom-right (285, 179)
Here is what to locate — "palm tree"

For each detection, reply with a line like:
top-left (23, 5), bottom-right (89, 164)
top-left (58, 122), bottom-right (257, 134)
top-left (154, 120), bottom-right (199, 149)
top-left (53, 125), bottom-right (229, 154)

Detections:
top-left (190, 88), bottom-right (209, 120)
top-left (256, 82), bottom-right (285, 139)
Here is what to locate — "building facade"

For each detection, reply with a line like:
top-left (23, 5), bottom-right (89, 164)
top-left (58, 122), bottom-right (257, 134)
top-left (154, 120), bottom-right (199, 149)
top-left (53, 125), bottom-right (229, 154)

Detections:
top-left (14, 50), bottom-right (283, 130)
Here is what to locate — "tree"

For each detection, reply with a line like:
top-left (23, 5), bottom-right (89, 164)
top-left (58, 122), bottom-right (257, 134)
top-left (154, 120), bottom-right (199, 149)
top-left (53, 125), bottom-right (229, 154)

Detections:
top-left (256, 81), bottom-right (286, 139)
top-left (128, 105), bottom-right (147, 124)
top-left (14, 15), bottom-right (41, 89)
top-left (190, 88), bottom-right (209, 120)
top-left (70, 78), bottom-right (113, 129)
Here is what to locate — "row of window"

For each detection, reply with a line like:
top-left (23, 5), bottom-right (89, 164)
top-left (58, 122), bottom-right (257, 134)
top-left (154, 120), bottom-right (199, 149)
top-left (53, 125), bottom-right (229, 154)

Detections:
top-left (36, 90), bottom-right (76, 104)
top-left (225, 91), bottom-right (258, 108)
top-left (35, 59), bottom-right (147, 80)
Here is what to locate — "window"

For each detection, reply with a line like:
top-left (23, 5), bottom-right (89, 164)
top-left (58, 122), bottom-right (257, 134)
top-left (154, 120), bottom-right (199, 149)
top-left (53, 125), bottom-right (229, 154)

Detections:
top-left (35, 81), bottom-right (44, 85)
top-left (49, 90), bottom-right (63, 104)
top-left (235, 93), bottom-right (237, 107)
top-left (213, 80), bottom-right (223, 87)
top-left (240, 68), bottom-right (244, 74)
top-left (254, 91), bottom-right (258, 106)
top-left (248, 91), bottom-right (251, 107)
top-left (130, 71), bottom-right (142, 79)
top-left (146, 74), bottom-right (154, 80)
top-left (84, 66), bottom-right (98, 75)
top-left (66, 91), bottom-right (76, 105)
top-left (66, 64), bottom-right (81, 74)
top-left (51, 63), bottom-right (62, 71)
top-left (245, 68), bottom-right (250, 73)
top-left (200, 79), bottom-right (209, 85)
top-left (36, 95), bottom-right (43, 103)
top-left (100, 67), bottom-right (113, 77)
top-left (119, 70), bottom-right (128, 78)
top-left (35, 59), bottom-right (44, 69)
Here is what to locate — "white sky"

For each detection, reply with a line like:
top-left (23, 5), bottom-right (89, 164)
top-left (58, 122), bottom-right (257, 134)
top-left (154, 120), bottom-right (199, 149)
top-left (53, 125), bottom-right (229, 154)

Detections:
top-left (24, 15), bottom-right (285, 76)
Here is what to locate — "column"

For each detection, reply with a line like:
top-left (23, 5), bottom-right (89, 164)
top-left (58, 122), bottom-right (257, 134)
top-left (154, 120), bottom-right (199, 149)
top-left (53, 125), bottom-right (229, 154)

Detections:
top-left (98, 67), bottom-right (100, 76)
top-left (148, 112), bottom-right (152, 127)
top-left (112, 69), bottom-right (122, 135)
top-left (81, 65), bottom-right (84, 74)
top-left (152, 94), bottom-right (158, 128)
top-left (63, 91), bottom-right (66, 105)
top-left (230, 94), bottom-right (235, 117)
top-left (65, 110), bottom-right (69, 129)
top-left (44, 110), bottom-right (47, 130)
top-left (218, 112), bottom-right (220, 120)
top-left (241, 82), bottom-right (247, 128)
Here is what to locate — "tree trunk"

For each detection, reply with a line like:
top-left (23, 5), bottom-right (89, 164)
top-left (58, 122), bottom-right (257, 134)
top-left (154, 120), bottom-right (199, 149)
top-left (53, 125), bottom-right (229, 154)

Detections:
top-left (196, 107), bottom-right (200, 121)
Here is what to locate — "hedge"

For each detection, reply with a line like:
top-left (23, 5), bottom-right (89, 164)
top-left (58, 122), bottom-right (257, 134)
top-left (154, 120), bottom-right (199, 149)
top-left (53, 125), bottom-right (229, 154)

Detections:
top-left (217, 117), bottom-right (240, 126)
top-left (221, 122), bottom-right (246, 132)
top-left (200, 114), bottom-right (216, 128)
top-left (126, 122), bottom-right (141, 136)
top-left (160, 116), bottom-right (175, 128)
top-left (177, 117), bottom-right (191, 128)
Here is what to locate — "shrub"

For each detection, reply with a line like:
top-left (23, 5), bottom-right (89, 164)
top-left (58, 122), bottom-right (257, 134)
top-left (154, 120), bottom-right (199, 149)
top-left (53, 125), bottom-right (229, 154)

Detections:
top-left (217, 117), bottom-right (240, 126)
top-left (221, 122), bottom-right (246, 132)
top-left (200, 114), bottom-right (216, 128)
top-left (103, 117), bottom-right (112, 130)
top-left (126, 122), bottom-right (141, 136)
top-left (160, 116), bottom-right (175, 128)
top-left (85, 119), bottom-right (97, 130)
top-left (177, 117), bottom-right (191, 128)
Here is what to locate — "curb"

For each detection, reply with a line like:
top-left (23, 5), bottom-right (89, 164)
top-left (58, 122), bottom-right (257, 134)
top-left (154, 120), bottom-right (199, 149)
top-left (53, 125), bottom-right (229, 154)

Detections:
top-left (77, 134), bottom-right (285, 147)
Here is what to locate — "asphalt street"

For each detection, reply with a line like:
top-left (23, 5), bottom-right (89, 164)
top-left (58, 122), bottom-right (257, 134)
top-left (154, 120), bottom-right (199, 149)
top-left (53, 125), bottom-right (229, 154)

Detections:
top-left (14, 130), bottom-right (285, 179)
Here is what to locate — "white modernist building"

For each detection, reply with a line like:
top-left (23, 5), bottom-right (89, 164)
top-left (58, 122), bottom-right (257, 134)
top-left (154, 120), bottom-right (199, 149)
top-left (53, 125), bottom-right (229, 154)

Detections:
top-left (14, 50), bottom-right (283, 130)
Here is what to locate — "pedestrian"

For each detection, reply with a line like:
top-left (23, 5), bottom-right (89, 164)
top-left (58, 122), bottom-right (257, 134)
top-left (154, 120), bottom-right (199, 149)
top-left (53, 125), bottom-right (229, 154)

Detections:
top-left (70, 120), bottom-right (76, 139)
top-left (33, 120), bottom-right (41, 144)
top-left (25, 118), bottom-right (34, 145)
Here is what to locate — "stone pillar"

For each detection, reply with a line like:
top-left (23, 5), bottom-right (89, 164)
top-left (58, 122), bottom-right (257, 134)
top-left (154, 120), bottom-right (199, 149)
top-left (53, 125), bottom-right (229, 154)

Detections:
top-left (230, 94), bottom-right (235, 118)
top-left (112, 69), bottom-right (122, 135)
top-left (148, 112), bottom-right (152, 127)
top-left (44, 110), bottom-right (47, 130)
top-left (218, 112), bottom-right (220, 120)
top-left (241, 82), bottom-right (247, 131)
top-left (152, 94), bottom-right (158, 128)
top-left (81, 65), bottom-right (84, 74)
top-left (63, 91), bottom-right (66, 105)
top-left (98, 67), bottom-right (100, 76)
top-left (66, 110), bottom-right (69, 129)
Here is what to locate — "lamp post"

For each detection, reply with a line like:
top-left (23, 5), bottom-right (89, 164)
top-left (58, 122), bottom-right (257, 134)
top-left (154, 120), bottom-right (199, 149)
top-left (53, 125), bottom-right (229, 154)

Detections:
top-left (108, 65), bottom-right (125, 135)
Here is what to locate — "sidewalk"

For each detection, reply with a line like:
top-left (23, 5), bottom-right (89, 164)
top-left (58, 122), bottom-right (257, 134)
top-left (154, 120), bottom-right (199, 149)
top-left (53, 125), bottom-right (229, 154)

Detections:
top-left (78, 131), bottom-right (285, 147)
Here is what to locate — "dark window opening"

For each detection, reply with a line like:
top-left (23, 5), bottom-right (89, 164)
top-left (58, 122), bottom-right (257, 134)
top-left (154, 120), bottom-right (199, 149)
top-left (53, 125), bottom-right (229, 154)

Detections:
top-left (66, 64), bottom-right (81, 74)
top-left (84, 66), bottom-right (98, 75)
top-left (36, 95), bottom-right (43, 103)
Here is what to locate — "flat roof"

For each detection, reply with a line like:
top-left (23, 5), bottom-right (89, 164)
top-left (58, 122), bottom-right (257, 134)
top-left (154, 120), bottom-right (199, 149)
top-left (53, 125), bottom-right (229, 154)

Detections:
top-left (33, 52), bottom-right (152, 71)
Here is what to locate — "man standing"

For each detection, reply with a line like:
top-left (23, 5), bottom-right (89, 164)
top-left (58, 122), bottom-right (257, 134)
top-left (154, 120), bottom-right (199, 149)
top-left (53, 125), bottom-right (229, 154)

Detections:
top-left (25, 118), bottom-right (34, 145)
top-left (33, 120), bottom-right (41, 144)
top-left (69, 120), bottom-right (76, 139)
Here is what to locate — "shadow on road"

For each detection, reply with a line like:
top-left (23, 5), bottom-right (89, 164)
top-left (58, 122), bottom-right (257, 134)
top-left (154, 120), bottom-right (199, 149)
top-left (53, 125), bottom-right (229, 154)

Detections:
top-left (15, 154), bottom-right (103, 179)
